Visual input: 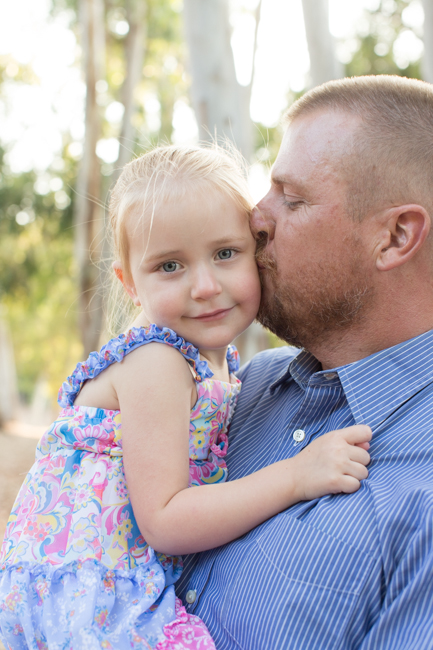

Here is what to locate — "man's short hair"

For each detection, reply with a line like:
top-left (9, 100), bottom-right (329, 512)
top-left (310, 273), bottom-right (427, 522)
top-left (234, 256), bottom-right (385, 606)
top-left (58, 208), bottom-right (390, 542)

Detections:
top-left (284, 75), bottom-right (433, 221)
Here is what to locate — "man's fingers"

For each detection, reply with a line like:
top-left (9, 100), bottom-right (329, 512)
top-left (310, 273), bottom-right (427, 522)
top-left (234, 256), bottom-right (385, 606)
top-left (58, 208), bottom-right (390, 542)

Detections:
top-left (342, 425), bottom-right (372, 445)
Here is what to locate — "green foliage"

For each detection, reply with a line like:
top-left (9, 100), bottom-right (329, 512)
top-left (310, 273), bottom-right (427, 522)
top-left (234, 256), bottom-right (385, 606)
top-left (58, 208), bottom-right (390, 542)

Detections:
top-left (0, 145), bottom-right (80, 402)
top-left (253, 124), bottom-right (282, 167)
top-left (345, 0), bottom-right (422, 79)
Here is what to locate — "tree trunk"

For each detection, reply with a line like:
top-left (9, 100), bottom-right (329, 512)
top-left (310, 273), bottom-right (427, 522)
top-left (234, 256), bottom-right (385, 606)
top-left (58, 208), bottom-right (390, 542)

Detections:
top-left (116, 0), bottom-right (147, 172)
top-left (0, 318), bottom-right (19, 425)
top-left (301, 0), bottom-right (342, 88)
top-left (183, 0), bottom-right (252, 159)
top-left (74, 0), bottom-right (106, 356)
top-left (422, 0), bottom-right (433, 82)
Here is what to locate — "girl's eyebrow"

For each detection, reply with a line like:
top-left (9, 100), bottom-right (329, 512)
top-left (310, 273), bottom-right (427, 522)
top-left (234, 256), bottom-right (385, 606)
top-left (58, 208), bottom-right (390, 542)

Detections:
top-left (145, 249), bottom-right (182, 262)
top-left (211, 235), bottom-right (249, 246)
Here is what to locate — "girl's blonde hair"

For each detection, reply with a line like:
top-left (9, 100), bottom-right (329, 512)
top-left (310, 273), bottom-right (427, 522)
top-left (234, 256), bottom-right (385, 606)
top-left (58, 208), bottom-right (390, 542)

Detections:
top-left (108, 143), bottom-right (253, 332)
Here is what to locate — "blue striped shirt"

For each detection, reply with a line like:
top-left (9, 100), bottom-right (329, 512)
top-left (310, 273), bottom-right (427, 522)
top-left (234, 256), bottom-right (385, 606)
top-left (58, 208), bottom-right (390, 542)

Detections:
top-left (177, 329), bottom-right (433, 649)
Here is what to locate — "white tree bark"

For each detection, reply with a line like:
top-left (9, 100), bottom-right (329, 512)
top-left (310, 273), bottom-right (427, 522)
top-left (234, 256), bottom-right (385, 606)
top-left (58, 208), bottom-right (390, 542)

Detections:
top-left (75, 0), bottom-right (106, 356)
top-left (116, 0), bottom-right (147, 171)
top-left (301, 0), bottom-right (342, 88)
top-left (0, 318), bottom-right (19, 424)
top-left (422, 0), bottom-right (433, 82)
top-left (183, 0), bottom-right (252, 159)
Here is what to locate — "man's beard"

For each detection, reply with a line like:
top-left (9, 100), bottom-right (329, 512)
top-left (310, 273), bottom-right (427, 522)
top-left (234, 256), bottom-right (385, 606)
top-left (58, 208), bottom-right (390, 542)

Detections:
top-left (256, 240), bottom-right (374, 352)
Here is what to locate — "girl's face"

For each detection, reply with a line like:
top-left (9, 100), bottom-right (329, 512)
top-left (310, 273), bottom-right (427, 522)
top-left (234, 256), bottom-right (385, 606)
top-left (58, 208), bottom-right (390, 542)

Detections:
top-left (117, 188), bottom-right (261, 351)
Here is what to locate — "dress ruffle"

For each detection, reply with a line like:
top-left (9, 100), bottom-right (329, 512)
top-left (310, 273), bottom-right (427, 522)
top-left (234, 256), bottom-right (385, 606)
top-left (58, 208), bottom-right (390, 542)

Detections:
top-left (156, 599), bottom-right (215, 650)
top-left (226, 345), bottom-right (240, 375)
top-left (0, 560), bottom-right (214, 650)
top-left (59, 326), bottom-right (239, 408)
top-left (58, 326), bottom-right (212, 408)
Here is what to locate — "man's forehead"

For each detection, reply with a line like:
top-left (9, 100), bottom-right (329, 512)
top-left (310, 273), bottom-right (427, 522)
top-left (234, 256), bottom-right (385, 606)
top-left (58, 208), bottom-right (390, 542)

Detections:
top-left (272, 109), bottom-right (360, 184)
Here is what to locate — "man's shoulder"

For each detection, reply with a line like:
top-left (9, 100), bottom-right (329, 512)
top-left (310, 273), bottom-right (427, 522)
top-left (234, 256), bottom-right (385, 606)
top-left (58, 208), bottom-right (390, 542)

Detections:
top-left (234, 346), bottom-right (299, 413)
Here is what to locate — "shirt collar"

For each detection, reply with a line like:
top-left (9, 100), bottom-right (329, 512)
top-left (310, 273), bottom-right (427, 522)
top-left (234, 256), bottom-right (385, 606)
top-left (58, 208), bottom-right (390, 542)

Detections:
top-left (339, 329), bottom-right (433, 430)
top-left (269, 348), bottom-right (320, 392)
top-left (270, 329), bottom-right (433, 431)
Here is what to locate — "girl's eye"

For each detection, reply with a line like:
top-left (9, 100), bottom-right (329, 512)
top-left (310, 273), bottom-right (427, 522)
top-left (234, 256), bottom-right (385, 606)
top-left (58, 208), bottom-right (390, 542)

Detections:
top-left (217, 249), bottom-right (234, 260)
top-left (161, 261), bottom-right (180, 273)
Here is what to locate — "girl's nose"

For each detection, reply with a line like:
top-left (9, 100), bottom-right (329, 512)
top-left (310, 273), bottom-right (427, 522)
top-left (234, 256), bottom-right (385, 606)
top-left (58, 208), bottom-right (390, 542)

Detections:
top-left (191, 268), bottom-right (222, 301)
top-left (250, 203), bottom-right (276, 241)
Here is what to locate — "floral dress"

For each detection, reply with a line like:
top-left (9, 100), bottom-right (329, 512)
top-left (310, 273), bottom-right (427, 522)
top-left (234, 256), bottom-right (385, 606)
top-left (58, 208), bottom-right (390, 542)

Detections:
top-left (0, 325), bottom-right (241, 650)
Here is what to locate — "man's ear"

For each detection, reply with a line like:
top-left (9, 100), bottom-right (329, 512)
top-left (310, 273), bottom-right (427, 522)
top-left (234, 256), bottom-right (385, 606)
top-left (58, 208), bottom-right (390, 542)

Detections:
top-left (376, 205), bottom-right (431, 272)
top-left (112, 261), bottom-right (141, 306)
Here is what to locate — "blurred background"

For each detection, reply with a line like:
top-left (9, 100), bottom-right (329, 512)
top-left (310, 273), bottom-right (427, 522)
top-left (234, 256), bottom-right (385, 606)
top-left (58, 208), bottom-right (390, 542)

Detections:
top-left (0, 0), bottom-right (430, 431)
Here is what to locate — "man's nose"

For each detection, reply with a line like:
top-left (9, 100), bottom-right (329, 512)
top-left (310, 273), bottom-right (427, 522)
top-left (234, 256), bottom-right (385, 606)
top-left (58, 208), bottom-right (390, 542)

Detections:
top-left (191, 268), bottom-right (222, 301)
top-left (250, 204), bottom-right (276, 241)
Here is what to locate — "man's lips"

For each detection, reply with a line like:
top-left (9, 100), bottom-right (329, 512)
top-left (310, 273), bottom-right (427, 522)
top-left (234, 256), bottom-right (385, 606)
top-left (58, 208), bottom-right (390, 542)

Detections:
top-left (191, 308), bottom-right (233, 322)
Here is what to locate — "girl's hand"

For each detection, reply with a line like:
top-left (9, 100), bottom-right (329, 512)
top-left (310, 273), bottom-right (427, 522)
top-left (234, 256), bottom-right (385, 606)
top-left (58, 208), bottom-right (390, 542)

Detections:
top-left (293, 425), bottom-right (372, 502)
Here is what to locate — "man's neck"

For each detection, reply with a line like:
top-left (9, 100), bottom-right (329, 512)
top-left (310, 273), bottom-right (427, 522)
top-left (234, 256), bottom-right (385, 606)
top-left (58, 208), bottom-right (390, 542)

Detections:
top-left (310, 315), bottom-right (433, 371)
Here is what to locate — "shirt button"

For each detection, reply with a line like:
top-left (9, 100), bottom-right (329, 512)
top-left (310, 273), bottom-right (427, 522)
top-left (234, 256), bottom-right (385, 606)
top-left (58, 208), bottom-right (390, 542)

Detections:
top-left (324, 372), bottom-right (337, 380)
top-left (186, 589), bottom-right (197, 604)
top-left (293, 429), bottom-right (306, 442)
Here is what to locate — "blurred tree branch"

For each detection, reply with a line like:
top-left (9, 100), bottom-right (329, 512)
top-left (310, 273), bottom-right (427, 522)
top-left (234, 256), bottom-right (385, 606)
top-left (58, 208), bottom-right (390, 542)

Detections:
top-left (116, 0), bottom-right (147, 171)
top-left (75, 0), bottom-right (106, 355)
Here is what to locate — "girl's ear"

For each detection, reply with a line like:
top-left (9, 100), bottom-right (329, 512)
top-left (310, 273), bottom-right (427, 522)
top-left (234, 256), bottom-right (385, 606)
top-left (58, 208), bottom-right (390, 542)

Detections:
top-left (112, 261), bottom-right (141, 306)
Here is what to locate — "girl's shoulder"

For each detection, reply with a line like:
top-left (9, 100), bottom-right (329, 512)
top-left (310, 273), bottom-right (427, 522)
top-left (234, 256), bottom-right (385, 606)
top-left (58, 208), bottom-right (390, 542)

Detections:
top-left (59, 325), bottom-right (239, 408)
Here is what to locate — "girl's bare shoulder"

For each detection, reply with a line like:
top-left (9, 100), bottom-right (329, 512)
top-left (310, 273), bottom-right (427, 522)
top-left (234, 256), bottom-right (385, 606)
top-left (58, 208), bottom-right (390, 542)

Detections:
top-left (75, 342), bottom-right (195, 410)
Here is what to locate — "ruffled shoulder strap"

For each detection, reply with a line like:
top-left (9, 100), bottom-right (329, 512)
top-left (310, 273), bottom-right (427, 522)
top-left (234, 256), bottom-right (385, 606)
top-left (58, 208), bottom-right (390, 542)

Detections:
top-left (58, 325), bottom-right (214, 407)
top-left (227, 344), bottom-right (240, 375)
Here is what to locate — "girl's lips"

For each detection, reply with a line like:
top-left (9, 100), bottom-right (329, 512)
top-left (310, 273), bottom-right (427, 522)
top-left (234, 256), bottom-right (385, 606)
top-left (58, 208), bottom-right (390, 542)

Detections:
top-left (192, 308), bottom-right (233, 322)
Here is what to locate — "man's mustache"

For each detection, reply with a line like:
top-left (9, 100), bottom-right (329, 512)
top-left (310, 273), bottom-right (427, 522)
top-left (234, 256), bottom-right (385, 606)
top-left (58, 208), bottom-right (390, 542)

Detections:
top-left (255, 232), bottom-right (277, 273)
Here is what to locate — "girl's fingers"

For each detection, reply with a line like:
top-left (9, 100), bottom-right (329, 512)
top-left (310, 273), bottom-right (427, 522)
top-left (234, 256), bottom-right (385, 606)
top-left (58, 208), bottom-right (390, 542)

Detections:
top-left (355, 441), bottom-right (370, 451)
top-left (342, 425), bottom-right (372, 445)
top-left (348, 446), bottom-right (370, 466)
top-left (339, 475), bottom-right (362, 494)
top-left (345, 460), bottom-right (369, 481)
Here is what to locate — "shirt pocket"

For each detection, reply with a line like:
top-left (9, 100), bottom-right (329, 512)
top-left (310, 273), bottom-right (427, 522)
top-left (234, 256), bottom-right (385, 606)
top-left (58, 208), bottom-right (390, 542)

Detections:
top-left (220, 514), bottom-right (376, 650)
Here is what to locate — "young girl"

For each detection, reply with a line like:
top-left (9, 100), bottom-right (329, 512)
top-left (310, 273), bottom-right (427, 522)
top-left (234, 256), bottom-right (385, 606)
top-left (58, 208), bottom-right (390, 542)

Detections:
top-left (0, 145), bottom-right (371, 649)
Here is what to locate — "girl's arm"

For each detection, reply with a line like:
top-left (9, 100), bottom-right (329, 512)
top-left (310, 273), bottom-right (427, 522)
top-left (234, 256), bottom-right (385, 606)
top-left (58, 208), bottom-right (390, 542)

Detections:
top-left (118, 344), bottom-right (371, 556)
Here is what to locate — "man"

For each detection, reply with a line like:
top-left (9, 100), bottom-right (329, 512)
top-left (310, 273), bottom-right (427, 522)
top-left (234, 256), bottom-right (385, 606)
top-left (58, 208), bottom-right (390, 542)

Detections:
top-left (177, 75), bottom-right (433, 649)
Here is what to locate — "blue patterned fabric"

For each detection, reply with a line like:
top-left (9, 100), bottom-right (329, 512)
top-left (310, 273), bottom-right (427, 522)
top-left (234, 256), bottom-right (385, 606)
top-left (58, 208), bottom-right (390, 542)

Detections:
top-left (178, 329), bottom-right (433, 649)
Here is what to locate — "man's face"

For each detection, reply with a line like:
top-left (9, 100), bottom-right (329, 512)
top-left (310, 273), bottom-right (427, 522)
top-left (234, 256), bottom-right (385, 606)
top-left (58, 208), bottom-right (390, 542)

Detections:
top-left (253, 110), bottom-right (376, 352)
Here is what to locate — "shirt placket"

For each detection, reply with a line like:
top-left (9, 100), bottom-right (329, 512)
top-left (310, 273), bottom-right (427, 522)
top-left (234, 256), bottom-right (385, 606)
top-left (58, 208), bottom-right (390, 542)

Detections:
top-left (276, 376), bottom-right (344, 459)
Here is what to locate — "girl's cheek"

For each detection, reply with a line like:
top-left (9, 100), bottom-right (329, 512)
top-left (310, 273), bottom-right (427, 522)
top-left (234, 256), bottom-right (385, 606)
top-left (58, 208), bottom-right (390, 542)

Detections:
top-left (242, 273), bottom-right (261, 306)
